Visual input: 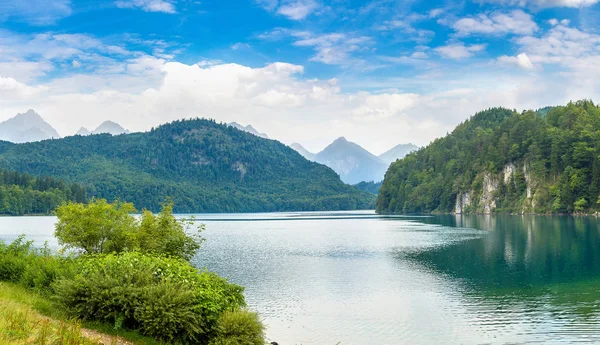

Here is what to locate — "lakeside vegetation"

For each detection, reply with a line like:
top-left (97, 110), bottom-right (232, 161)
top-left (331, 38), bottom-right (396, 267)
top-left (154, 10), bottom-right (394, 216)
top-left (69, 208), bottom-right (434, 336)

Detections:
top-left (0, 199), bottom-right (264, 345)
top-left (0, 170), bottom-right (86, 216)
top-left (377, 100), bottom-right (600, 215)
top-left (0, 119), bottom-right (374, 213)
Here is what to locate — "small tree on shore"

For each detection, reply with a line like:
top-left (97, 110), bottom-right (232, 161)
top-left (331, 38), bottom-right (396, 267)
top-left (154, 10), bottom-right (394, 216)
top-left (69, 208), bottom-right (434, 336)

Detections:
top-left (54, 199), bottom-right (203, 260)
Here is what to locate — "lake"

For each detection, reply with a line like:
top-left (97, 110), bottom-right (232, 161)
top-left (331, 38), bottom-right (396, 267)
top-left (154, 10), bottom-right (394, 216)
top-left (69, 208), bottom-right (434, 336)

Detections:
top-left (1, 211), bottom-right (600, 344)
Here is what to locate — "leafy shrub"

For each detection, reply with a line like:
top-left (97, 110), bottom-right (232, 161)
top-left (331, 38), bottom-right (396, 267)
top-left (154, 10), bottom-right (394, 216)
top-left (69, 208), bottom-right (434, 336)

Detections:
top-left (55, 199), bottom-right (203, 260)
top-left (0, 236), bottom-right (33, 283)
top-left (54, 252), bottom-right (247, 343)
top-left (0, 236), bottom-right (70, 295)
top-left (208, 310), bottom-right (265, 345)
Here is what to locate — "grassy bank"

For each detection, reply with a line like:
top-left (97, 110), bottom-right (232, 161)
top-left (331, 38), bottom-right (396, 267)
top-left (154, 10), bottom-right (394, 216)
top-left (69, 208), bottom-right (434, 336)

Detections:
top-left (0, 282), bottom-right (165, 345)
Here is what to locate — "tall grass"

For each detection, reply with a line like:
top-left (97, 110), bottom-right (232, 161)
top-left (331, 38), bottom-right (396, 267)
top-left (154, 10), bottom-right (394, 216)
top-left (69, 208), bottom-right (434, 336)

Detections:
top-left (0, 297), bottom-right (101, 345)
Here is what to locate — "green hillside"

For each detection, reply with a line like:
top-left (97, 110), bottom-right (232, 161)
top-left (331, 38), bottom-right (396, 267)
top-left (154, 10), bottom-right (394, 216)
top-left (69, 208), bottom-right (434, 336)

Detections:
top-left (377, 100), bottom-right (600, 215)
top-left (0, 119), bottom-right (374, 213)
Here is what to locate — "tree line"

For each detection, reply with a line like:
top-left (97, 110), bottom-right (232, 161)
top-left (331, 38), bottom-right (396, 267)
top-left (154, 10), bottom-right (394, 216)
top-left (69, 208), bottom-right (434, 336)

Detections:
top-left (0, 169), bottom-right (86, 215)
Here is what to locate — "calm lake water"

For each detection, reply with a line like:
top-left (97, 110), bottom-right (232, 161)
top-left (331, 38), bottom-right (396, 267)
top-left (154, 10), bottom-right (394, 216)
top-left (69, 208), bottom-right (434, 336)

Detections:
top-left (1, 211), bottom-right (600, 344)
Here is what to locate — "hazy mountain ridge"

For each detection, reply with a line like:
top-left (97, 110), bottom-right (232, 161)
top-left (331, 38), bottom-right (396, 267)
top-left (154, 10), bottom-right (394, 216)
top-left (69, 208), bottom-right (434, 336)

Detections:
top-left (78, 121), bottom-right (129, 136)
top-left (290, 143), bottom-right (315, 160)
top-left (290, 138), bottom-right (418, 184)
top-left (313, 137), bottom-right (388, 185)
top-left (0, 118), bottom-right (374, 213)
top-left (378, 143), bottom-right (418, 165)
top-left (228, 122), bottom-right (268, 138)
top-left (0, 110), bottom-right (60, 143)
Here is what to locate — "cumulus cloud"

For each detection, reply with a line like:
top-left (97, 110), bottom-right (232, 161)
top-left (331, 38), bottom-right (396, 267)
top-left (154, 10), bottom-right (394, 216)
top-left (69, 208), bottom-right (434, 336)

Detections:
top-left (435, 43), bottom-right (487, 59)
top-left (498, 53), bottom-right (535, 69)
top-left (453, 10), bottom-right (538, 36)
top-left (114, 0), bottom-right (176, 13)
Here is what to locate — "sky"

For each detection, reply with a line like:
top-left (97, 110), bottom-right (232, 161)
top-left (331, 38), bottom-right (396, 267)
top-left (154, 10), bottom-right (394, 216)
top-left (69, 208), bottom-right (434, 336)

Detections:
top-left (1, 0), bottom-right (600, 154)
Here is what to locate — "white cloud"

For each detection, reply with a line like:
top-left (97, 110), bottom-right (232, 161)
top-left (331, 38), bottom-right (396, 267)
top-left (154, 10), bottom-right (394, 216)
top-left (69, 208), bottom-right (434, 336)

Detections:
top-left (231, 43), bottom-right (251, 50)
top-left (352, 93), bottom-right (420, 122)
top-left (0, 0), bottom-right (71, 25)
top-left (114, 0), bottom-right (176, 13)
top-left (256, 0), bottom-right (321, 20)
top-left (377, 13), bottom-right (436, 44)
top-left (498, 53), bottom-right (535, 69)
top-left (0, 76), bottom-right (47, 100)
top-left (277, 0), bottom-right (320, 20)
top-left (259, 29), bottom-right (373, 65)
top-left (476, 0), bottom-right (599, 8)
top-left (515, 22), bottom-right (600, 65)
top-left (435, 43), bottom-right (486, 59)
top-left (453, 10), bottom-right (538, 36)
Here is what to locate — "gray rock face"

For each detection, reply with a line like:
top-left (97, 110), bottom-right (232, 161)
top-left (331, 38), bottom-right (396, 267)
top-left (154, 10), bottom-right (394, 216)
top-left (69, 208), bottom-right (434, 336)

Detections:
top-left (0, 109), bottom-right (61, 143)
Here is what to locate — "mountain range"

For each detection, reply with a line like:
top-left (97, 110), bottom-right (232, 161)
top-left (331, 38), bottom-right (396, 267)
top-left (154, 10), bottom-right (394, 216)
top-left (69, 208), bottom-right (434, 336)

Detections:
top-left (77, 121), bottom-right (129, 136)
top-left (0, 110), bottom-right (129, 143)
top-left (0, 118), bottom-right (374, 213)
top-left (291, 139), bottom-right (418, 184)
top-left (0, 110), bottom-right (60, 143)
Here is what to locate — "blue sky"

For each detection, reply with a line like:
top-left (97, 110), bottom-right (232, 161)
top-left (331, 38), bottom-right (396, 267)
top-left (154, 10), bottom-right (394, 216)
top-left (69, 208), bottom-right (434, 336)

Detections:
top-left (1, 0), bottom-right (600, 153)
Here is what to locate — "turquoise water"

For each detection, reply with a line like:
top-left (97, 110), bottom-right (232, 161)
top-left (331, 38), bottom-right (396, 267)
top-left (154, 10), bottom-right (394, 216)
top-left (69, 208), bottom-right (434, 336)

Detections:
top-left (2, 212), bottom-right (600, 344)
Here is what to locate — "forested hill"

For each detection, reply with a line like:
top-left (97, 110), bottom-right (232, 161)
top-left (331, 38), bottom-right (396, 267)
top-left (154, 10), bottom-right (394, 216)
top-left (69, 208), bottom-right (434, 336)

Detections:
top-left (0, 119), bottom-right (374, 213)
top-left (377, 100), bottom-right (600, 215)
top-left (0, 170), bottom-right (86, 215)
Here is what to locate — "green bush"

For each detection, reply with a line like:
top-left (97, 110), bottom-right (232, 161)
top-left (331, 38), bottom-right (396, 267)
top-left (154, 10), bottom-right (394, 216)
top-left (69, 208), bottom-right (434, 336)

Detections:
top-left (0, 236), bottom-right (33, 283)
top-left (0, 236), bottom-right (69, 295)
top-left (54, 252), bottom-right (247, 343)
top-left (209, 310), bottom-right (265, 345)
top-left (55, 199), bottom-right (203, 260)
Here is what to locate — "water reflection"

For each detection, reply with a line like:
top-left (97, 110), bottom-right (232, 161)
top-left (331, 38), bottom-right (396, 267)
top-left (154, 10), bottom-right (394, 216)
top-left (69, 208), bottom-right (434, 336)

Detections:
top-left (411, 215), bottom-right (600, 341)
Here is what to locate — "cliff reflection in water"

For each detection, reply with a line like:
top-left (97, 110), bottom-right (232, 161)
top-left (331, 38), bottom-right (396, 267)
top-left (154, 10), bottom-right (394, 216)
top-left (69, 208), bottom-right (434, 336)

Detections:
top-left (412, 215), bottom-right (600, 319)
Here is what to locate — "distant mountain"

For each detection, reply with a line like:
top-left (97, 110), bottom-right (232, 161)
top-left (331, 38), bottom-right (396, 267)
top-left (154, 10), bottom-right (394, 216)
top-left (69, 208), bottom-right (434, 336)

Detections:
top-left (314, 137), bottom-right (388, 185)
top-left (0, 118), bottom-right (374, 213)
top-left (378, 143), bottom-right (418, 165)
top-left (228, 122), bottom-right (268, 138)
top-left (0, 110), bottom-right (60, 143)
top-left (76, 127), bottom-right (91, 136)
top-left (290, 143), bottom-right (315, 160)
top-left (93, 121), bottom-right (129, 135)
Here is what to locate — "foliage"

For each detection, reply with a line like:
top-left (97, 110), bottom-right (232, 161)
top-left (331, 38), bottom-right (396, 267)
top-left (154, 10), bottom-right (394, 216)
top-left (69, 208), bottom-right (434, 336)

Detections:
top-left (377, 100), bottom-right (600, 214)
top-left (55, 199), bottom-right (203, 260)
top-left (0, 236), bottom-right (67, 295)
top-left (55, 199), bottom-right (137, 255)
top-left (0, 169), bottom-right (86, 216)
top-left (0, 119), bottom-right (374, 212)
top-left (208, 310), bottom-right (265, 345)
top-left (53, 252), bottom-right (247, 344)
